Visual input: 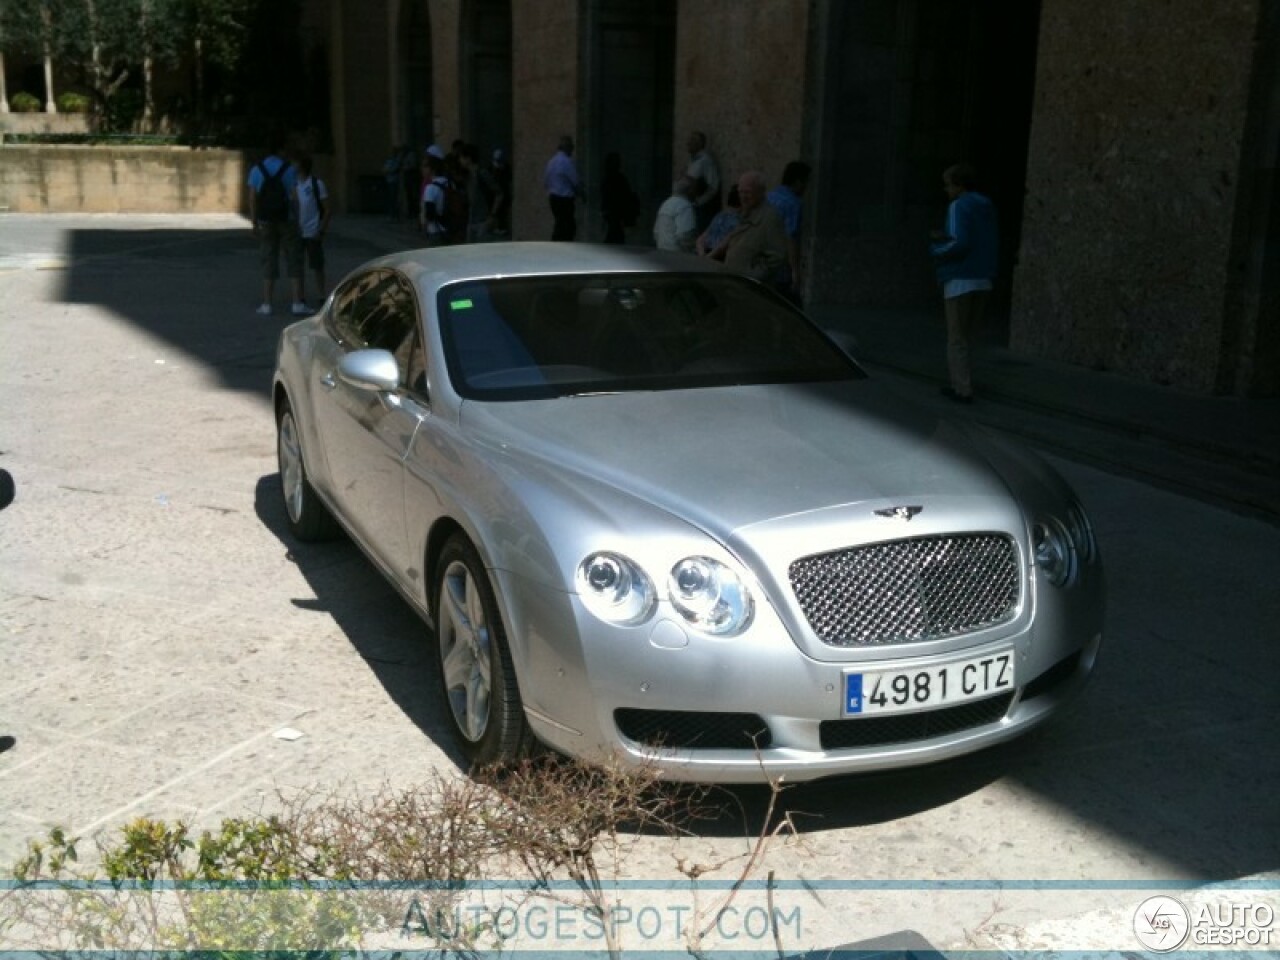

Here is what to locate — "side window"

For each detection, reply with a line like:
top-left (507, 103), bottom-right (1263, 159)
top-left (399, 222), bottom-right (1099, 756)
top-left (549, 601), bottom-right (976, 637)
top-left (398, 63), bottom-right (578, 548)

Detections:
top-left (329, 270), bottom-right (385, 346)
top-left (329, 270), bottom-right (418, 353)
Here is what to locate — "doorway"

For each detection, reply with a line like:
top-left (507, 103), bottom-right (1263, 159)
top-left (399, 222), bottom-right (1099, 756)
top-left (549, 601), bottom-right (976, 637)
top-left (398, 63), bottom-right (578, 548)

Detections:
top-left (584, 0), bottom-right (676, 242)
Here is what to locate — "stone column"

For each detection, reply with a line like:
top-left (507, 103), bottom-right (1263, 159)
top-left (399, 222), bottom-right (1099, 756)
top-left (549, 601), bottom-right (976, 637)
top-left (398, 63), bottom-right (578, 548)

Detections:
top-left (1011, 0), bottom-right (1261, 393)
top-left (510, 0), bottom-right (581, 240)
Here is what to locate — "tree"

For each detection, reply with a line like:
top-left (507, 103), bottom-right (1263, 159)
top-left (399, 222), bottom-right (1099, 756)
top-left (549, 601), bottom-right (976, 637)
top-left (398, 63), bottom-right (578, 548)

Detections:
top-left (187, 0), bottom-right (252, 119)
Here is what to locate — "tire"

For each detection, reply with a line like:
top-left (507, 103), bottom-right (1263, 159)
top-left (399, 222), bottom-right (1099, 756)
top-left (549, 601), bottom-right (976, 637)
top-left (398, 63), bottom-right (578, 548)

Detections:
top-left (276, 397), bottom-right (339, 542)
top-left (434, 534), bottom-right (533, 766)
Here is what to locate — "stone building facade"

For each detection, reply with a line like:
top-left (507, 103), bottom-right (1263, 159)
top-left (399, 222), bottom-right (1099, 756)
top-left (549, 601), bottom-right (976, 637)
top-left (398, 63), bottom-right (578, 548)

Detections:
top-left (312, 0), bottom-right (1276, 396)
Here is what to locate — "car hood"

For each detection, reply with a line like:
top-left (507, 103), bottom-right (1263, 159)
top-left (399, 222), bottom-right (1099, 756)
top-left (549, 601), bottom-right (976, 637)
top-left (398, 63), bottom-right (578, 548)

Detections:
top-left (459, 380), bottom-right (1018, 538)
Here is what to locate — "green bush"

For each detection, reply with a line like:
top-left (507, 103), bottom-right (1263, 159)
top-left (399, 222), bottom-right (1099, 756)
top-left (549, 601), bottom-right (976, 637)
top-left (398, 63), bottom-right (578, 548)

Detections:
top-left (10, 91), bottom-right (41, 113)
top-left (105, 88), bottom-right (144, 132)
top-left (57, 91), bottom-right (92, 113)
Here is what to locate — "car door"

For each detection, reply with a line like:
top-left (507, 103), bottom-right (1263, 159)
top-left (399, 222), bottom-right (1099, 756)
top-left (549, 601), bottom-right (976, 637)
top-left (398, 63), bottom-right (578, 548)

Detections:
top-left (312, 269), bottom-right (427, 579)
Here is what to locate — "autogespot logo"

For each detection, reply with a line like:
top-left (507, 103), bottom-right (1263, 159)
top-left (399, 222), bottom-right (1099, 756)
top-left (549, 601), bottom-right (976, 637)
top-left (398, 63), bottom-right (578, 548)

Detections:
top-left (1134, 895), bottom-right (1191, 952)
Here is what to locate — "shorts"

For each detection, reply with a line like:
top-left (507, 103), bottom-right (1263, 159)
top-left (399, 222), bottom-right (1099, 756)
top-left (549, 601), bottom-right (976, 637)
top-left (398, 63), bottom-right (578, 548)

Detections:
top-left (258, 220), bottom-right (302, 280)
top-left (302, 236), bottom-right (326, 271)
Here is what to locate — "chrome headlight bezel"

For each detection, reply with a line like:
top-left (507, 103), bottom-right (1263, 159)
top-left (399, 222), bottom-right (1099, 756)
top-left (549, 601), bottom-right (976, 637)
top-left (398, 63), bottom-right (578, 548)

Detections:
top-left (1064, 501), bottom-right (1098, 565)
top-left (576, 551), bottom-right (657, 626)
top-left (667, 555), bottom-right (754, 636)
top-left (576, 547), bottom-right (757, 636)
top-left (1032, 516), bottom-right (1078, 588)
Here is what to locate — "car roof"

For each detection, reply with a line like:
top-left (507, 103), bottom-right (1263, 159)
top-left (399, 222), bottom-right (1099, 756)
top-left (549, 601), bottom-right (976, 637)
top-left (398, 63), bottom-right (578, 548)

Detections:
top-left (363, 242), bottom-right (729, 292)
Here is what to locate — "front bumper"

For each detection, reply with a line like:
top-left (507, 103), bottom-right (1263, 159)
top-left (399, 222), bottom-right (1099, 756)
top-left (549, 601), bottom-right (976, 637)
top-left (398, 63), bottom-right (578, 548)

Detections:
top-left (507, 562), bottom-right (1102, 783)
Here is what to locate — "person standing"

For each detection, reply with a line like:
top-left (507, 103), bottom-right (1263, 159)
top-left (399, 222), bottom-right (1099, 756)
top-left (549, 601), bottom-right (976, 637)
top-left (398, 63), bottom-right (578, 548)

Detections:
top-left (684, 131), bottom-right (721, 235)
top-left (248, 139), bottom-right (307, 317)
top-left (488, 148), bottom-right (512, 237)
top-left (383, 145), bottom-right (404, 221)
top-left (696, 184), bottom-right (741, 257)
top-left (653, 176), bottom-right (697, 253)
top-left (544, 134), bottom-right (582, 241)
top-left (767, 160), bottom-right (811, 305)
top-left (713, 171), bottom-right (788, 283)
top-left (294, 153), bottom-right (331, 305)
top-left (930, 162), bottom-right (999, 404)
top-left (419, 152), bottom-right (452, 247)
top-left (600, 151), bottom-right (638, 244)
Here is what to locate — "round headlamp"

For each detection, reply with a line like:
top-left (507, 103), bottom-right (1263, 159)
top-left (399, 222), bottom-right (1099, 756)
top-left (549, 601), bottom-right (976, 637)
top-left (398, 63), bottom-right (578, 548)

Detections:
top-left (668, 556), bottom-right (753, 636)
top-left (577, 552), bottom-right (656, 625)
top-left (1033, 517), bottom-right (1078, 588)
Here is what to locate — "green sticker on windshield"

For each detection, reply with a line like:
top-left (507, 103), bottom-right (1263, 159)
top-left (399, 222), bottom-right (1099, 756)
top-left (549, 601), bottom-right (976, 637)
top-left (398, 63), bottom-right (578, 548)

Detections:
top-left (450, 298), bottom-right (474, 310)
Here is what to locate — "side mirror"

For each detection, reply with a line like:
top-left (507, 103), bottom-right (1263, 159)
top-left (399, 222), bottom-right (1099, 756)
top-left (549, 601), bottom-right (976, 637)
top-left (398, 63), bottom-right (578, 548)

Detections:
top-left (337, 349), bottom-right (400, 392)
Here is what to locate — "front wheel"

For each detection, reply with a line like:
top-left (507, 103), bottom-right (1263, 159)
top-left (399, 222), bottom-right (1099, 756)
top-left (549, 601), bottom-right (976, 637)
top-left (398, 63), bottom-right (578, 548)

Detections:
top-left (276, 397), bottom-right (339, 541)
top-left (434, 535), bottom-right (533, 766)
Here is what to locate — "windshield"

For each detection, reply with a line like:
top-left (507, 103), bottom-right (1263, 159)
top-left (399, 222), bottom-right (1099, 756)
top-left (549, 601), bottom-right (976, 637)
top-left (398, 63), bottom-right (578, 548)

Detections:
top-left (437, 273), bottom-right (865, 401)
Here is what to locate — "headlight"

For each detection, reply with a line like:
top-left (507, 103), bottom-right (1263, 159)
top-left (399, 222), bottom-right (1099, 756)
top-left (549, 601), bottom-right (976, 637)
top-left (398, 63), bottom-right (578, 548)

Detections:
top-left (668, 557), bottom-right (754, 636)
top-left (577, 552), bottom-right (656, 625)
top-left (1064, 501), bottom-right (1097, 564)
top-left (1032, 517), bottom-right (1078, 588)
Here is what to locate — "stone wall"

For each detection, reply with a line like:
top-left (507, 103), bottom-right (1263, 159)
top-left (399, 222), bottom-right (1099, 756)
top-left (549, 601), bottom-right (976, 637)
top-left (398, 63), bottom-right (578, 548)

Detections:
top-left (674, 0), bottom-right (809, 202)
top-left (331, 0), bottom-right (395, 217)
top-left (1011, 0), bottom-right (1260, 392)
top-left (0, 146), bottom-right (246, 214)
top-left (510, 0), bottom-right (580, 240)
top-left (0, 113), bottom-right (91, 137)
top-left (430, 0), bottom-right (463, 149)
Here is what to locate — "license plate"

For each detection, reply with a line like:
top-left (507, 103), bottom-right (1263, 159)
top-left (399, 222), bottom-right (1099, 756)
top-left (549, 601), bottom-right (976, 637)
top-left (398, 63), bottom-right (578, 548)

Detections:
top-left (844, 650), bottom-right (1015, 716)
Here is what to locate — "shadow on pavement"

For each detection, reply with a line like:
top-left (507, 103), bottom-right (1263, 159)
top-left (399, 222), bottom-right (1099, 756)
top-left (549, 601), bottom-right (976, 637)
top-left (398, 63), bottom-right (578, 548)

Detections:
top-left (252, 474), bottom-right (468, 774)
top-left (55, 228), bottom-right (392, 400)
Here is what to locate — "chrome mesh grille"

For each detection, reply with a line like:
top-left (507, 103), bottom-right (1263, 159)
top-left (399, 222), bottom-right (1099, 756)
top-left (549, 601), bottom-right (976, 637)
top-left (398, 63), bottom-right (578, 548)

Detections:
top-left (789, 534), bottom-right (1019, 647)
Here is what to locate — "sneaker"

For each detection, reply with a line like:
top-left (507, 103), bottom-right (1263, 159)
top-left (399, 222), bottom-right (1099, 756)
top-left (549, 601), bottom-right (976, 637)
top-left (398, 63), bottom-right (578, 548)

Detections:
top-left (290, 302), bottom-right (312, 317)
top-left (255, 302), bottom-right (273, 316)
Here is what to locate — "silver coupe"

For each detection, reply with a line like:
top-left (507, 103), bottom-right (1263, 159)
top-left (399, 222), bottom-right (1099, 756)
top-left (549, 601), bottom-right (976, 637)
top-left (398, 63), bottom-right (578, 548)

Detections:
top-left (272, 243), bottom-right (1103, 782)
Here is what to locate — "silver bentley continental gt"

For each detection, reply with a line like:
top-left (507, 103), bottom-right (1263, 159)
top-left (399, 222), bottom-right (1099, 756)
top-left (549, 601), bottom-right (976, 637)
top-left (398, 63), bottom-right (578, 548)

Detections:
top-left (272, 243), bottom-right (1103, 782)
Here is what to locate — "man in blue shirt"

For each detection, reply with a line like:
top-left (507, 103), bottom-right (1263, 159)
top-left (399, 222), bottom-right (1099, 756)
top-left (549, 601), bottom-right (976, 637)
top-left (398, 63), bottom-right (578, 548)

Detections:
top-left (543, 135), bottom-right (582, 241)
top-left (767, 161), bottom-right (811, 306)
top-left (248, 139), bottom-right (307, 317)
top-left (930, 163), bottom-right (999, 403)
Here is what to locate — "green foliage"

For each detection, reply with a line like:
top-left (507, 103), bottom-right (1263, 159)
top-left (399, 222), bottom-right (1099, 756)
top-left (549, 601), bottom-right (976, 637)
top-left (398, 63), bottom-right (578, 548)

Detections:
top-left (190, 0), bottom-right (253, 71)
top-left (57, 90), bottom-right (93, 112)
top-left (104, 87), bottom-right (144, 131)
top-left (9, 91), bottom-right (42, 113)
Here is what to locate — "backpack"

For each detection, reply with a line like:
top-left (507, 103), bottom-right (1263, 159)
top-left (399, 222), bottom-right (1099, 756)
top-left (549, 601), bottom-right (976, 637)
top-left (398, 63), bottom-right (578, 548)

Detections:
top-left (256, 161), bottom-right (291, 222)
top-left (428, 175), bottom-right (468, 244)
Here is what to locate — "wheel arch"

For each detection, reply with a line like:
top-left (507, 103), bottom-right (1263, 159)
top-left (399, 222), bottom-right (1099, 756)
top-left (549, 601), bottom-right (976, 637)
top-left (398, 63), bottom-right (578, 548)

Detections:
top-left (424, 516), bottom-right (467, 618)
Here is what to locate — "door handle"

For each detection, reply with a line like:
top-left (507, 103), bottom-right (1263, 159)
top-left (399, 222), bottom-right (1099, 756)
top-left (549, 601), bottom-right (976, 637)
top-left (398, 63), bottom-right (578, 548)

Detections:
top-left (320, 372), bottom-right (337, 390)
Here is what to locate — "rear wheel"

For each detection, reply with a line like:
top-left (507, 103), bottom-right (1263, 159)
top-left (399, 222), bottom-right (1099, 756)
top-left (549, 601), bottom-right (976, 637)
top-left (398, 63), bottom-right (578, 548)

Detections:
top-left (434, 535), bottom-right (533, 765)
top-left (276, 397), bottom-right (338, 541)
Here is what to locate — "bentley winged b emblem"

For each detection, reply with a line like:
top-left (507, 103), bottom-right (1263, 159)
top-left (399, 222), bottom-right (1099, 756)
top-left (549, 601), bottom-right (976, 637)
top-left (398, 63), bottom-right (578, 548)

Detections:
top-left (874, 505), bottom-right (924, 521)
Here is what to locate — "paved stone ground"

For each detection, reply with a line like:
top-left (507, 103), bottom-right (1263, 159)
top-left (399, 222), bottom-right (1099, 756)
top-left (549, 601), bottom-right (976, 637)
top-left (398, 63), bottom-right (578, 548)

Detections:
top-left (0, 215), bottom-right (1275, 955)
